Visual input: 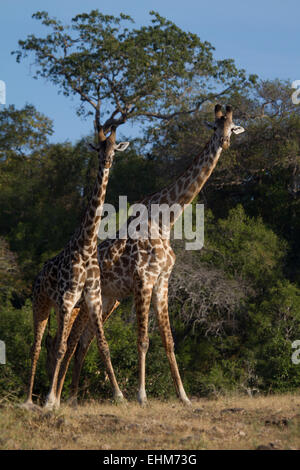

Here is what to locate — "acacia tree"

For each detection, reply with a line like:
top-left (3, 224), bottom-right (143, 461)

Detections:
top-left (13, 10), bottom-right (255, 143)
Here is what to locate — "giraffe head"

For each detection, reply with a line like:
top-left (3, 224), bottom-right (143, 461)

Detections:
top-left (205, 104), bottom-right (245, 150)
top-left (98, 126), bottom-right (130, 168)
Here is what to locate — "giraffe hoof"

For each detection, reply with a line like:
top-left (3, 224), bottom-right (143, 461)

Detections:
top-left (112, 394), bottom-right (126, 405)
top-left (19, 402), bottom-right (42, 412)
top-left (67, 396), bottom-right (78, 407)
top-left (137, 394), bottom-right (148, 407)
top-left (181, 398), bottom-right (192, 407)
top-left (139, 400), bottom-right (149, 408)
top-left (44, 399), bottom-right (60, 411)
top-left (43, 403), bottom-right (54, 411)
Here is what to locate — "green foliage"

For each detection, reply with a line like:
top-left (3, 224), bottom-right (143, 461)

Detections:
top-left (0, 238), bottom-right (24, 304)
top-left (203, 205), bottom-right (287, 289)
top-left (0, 104), bottom-right (53, 157)
top-left (245, 281), bottom-right (300, 392)
top-left (13, 9), bottom-right (253, 137)
top-left (0, 12), bottom-right (299, 400)
top-left (0, 107), bottom-right (94, 282)
top-left (76, 309), bottom-right (174, 400)
top-left (106, 150), bottom-right (161, 205)
top-left (0, 300), bottom-right (49, 400)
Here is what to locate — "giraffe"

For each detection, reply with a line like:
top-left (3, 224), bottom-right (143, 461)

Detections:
top-left (47, 105), bottom-right (245, 406)
top-left (23, 126), bottom-right (129, 410)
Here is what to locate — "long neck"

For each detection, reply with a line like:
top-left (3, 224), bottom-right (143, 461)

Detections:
top-left (146, 132), bottom-right (223, 226)
top-left (76, 160), bottom-right (109, 255)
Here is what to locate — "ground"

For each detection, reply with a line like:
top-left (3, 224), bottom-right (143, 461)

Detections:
top-left (0, 394), bottom-right (299, 450)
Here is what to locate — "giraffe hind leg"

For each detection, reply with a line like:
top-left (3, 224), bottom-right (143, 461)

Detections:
top-left (84, 286), bottom-right (124, 402)
top-left (134, 280), bottom-right (153, 406)
top-left (22, 299), bottom-right (51, 409)
top-left (69, 299), bottom-right (120, 404)
top-left (68, 323), bottom-right (94, 405)
top-left (152, 277), bottom-right (191, 406)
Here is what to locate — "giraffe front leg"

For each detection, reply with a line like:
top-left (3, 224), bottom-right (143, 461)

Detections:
top-left (84, 286), bottom-right (124, 403)
top-left (55, 302), bottom-right (90, 405)
top-left (44, 301), bottom-right (77, 410)
top-left (134, 281), bottom-right (152, 406)
top-left (152, 276), bottom-right (191, 407)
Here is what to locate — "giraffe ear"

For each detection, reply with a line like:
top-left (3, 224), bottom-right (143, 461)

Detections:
top-left (232, 125), bottom-right (245, 135)
top-left (204, 121), bottom-right (217, 130)
top-left (114, 142), bottom-right (130, 152)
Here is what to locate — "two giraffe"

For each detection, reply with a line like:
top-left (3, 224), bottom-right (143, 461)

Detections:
top-left (24, 126), bottom-right (129, 410)
top-left (46, 105), bottom-right (245, 407)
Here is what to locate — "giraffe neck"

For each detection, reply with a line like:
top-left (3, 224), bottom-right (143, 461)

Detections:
top-left (76, 160), bottom-right (109, 255)
top-left (147, 132), bottom-right (223, 226)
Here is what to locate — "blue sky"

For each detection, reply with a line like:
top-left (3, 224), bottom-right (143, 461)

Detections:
top-left (1, 0), bottom-right (299, 143)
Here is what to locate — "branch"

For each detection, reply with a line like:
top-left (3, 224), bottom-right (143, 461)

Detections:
top-left (73, 84), bottom-right (98, 109)
top-left (133, 85), bottom-right (236, 121)
top-left (40, 50), bottom-right (99, 111)
top-left (103, 111), bottom-right (127, 132)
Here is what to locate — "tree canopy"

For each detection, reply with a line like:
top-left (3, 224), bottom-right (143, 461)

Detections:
top-left (13, 10), bottom-right (255, 141)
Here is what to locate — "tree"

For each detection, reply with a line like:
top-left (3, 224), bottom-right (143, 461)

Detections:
top-left (13, 10), bottom-right (254, 143)
top-left (0, 106), bottom-right (94, 282)
top-left (245, 281), bottom-right (300, 392)
top-left (168, 239), bottom-right (248, 337)
top-left (142, 79), bottom-right (300, 190)
top-left (167, 205), bottom-right (287, 340)
top-left (140, 79), bottom-right (300, 283)
top-left (0, 238), bottom-right (24, 304)
top-left (105, 149), bottom-right (161, 206)
top-left (202, 205), bottom-right (287, 290)
top-left (0, 104), bottom-right (53, 159)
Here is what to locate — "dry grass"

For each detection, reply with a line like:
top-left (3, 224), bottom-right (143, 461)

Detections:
top-left (0, 394), bottom-right (299, 450)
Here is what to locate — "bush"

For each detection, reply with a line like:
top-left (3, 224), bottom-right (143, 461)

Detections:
top-left (0, 300), bottom-right (48, 400)
top-left (76, 308), bottom-right (175, 401)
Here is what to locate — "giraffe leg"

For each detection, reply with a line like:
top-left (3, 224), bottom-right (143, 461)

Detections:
top-left (134, 280), bottom-right (153, 406)
top-left (55, 302), bottom-right (89, 405)
top-left (45, 332), bottom-right (55, 384)
top-left (45, 307), bottom-right (81, 387)
top-left (69, 299), bottom-right (120, 403)
top-left (152, 275), bottom-right (191, 406)
top-left (22, 300), bottom-right (51, 408)
top-left (68, 323), bottom-right (94, 405)
top-left (84, 286), bottom-right (124, 402)
top-left (44, 300), bottom-right (78, 410)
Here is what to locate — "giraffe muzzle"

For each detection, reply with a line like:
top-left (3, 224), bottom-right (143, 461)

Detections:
top-left (103, 155), bottom-right (114, 168)
top-left (220, 137), bottom-right (230, 150)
